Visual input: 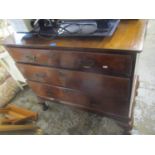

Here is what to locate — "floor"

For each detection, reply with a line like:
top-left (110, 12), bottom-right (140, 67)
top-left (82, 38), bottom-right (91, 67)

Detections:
top-left (12, 87), bottom-right (123, 135)
top-left (10, 20), bottom-right (155, 135)
top-left (132, 20), bottom-right (155, 134)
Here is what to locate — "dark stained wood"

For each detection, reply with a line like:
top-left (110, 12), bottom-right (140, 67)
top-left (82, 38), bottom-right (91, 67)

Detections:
top-left (17, 63), bottom-right (130, 104)
top-left (2, 20), bottom-right (147, 52)
top-left (28, 81), bottom-right (130, 117)
top-left (1, 20), bottom-right (147, 133)
top-left (7, 47), bottom-right (133, 76)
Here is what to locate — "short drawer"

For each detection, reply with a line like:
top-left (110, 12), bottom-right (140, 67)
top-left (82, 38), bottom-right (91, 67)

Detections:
top-left (7, 47), bottom-right (133, 76)
top-left (28, 81), bottom-right (130, 117)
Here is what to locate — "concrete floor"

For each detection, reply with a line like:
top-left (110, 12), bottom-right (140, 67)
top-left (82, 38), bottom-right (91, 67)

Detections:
top-left (10, 20), bottom-right (155, 135)
top-left (132, 20), bottom-right (155, 134)
top-left (12, 87), bottom-right (123, 134)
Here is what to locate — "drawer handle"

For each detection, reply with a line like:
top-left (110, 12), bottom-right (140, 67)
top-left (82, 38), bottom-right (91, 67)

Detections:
top-left (35, 73), bottom-right (46, 78)
top-left (82, 65), bottom-right (92, 69)
top-left (58, 70), bottom-right (65, 76)
top-left (26, 55), bottom-right (37, 62)
top-left (102, 65), bottom-right (109, 69)
top-left (46, 90), bottom-right (52, 96)
top-left (63, 89), bottom-right (70, 93)
top-left (80, 59), bottom-right (95, 69)
top-left (58, 71), bottom-right (66, 80)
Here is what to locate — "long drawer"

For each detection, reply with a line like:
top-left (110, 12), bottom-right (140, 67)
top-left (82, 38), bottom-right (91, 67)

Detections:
top-left (28, 81), bottom-right (129, 117)
top-left (18, 63), bottom-right (130, 99)
top-left (18, 63), bottom-right (130, 115)
top-left (7, 47), bottom-right (133, 76)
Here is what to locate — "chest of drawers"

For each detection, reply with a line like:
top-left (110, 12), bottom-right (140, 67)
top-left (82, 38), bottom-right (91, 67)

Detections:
top-left (2, 20), bottom-right (147, 133)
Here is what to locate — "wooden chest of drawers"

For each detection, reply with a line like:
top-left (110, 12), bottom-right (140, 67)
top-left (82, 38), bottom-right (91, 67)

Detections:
top-left (2, 20), bottom-right (147, 133)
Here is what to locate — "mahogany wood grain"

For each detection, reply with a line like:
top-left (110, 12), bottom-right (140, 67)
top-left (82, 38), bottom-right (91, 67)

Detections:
top-left (28, 81), bottom-right (130, 117)
top-left (2, 20), bottom-right (147, 52)
top-left (18, 63), bottom-right (130, 104)
top-left (1, 20), bottom-right (147, 133)
top-left (7, 47), bottom-right (133, 76)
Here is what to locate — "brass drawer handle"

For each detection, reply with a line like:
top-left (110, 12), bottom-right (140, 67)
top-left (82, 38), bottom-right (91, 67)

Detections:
top-left (63, 89), bottom-right (70, 93)
top-left (46, 90), bottom-right (52, 96)
top-left (26, 55), bottom-right (37, 62)
top-left (58, 70), bottom-right (65, 76)
top-left (82, 65), bottom-right (92, 69)
top-left (80, 59), bottom-right (95, 69)
top-left (59, 70), bottom-right (67, 77)
top-left (35, 73), bottom-right (46, 78)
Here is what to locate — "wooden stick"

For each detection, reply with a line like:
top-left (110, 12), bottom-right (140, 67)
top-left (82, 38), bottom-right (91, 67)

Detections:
top-left (0, 124), bottom-right (37, 132)
top-left (0, 118), bottom-right (18, 124)
top-left (7, 104), bottom-right (38, 120)
top-left (0, 104), bottom-right (38, 125)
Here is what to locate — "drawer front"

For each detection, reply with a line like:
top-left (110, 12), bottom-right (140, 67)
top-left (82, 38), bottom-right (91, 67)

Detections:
top-left (7, 47), bottom-right (133, 76)
top-left (19, 64), bottom-right (130, 116)
top-left (18, 63), bottom-right (130, 100)
top-left (29, 81), bottom-right (130, 117)
top-left (29, 81), bottom-right (90, 107)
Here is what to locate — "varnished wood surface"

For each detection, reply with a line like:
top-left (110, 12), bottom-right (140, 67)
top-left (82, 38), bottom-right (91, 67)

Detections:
top-left (1, 19), bottom-right (146, 132)
top-left (17, 63), bottom-right (130, 98)
top-left (7, 47), bottom-right (133, 76)
top-left (2, 20), bottom-right (147, 52)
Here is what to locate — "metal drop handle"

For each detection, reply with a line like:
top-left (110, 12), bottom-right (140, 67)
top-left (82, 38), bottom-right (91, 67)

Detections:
top-left (63, 89), bottom-right (70, 93)
top-left (58, 70), bottom-right (67, 83)
top-left (26, 55), bottom-right (37, 62)
top-left (47, 92), bottom-right (51, 96)
top-left (35, 72), bottom-right (46, 78)
top-left (80, 59), bottom-right (95, 69)
top-left (83, 65), bottom-right (92, 69)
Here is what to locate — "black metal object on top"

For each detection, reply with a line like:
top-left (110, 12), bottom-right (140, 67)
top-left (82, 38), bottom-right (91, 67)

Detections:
top-left (31, 19), bottom-right (120, 38)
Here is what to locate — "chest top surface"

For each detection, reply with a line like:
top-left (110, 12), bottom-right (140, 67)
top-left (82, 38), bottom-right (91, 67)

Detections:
top-left (2, 20), bottom-right (148, 53)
